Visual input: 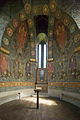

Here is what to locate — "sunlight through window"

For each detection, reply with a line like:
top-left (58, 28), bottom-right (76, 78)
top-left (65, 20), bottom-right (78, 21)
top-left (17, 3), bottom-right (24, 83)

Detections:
top-left (39, 44), bottom-right (41, 68)
top-left (44, 44), bottom-right (46, 68)
top-left (22, 97), bottom-right (58, 106)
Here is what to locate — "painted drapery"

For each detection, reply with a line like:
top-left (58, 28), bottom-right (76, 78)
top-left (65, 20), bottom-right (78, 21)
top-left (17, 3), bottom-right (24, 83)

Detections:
top-left (0, 54), bottom-right (8, 77)
top-left (69, 55), bottom-right (77, 73)
top-left (48, 62), bottom-right (53, 79)
top-left (17, 22), bottom-right (28, 49)
top-left (55, 20), bottom-right (67, 49)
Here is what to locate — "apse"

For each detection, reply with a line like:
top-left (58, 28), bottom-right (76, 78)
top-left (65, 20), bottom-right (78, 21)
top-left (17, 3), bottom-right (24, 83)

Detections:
top-left (0, 0), bottom-right (80, 109)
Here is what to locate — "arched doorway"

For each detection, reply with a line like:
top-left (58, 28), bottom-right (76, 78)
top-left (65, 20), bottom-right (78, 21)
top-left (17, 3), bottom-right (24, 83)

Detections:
top-left (35, 33), bottom-right (48, 93)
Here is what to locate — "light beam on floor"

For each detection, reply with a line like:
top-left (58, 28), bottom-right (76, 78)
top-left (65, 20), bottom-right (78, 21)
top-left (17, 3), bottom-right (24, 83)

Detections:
top-left (21, 97), bottom-right (58, 106)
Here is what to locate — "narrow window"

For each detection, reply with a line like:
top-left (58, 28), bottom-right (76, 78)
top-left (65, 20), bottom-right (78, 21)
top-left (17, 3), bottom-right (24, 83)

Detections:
top-left (38, 41), bottom-right (47, 68)
top-left (39, 44), bottom-right (41, 68)
top-left (44, 44), bottom-right (47, 68)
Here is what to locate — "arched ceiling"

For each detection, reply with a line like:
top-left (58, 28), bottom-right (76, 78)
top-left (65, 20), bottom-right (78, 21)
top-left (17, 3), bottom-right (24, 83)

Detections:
top-left (0, 0), bottom-right (80, 28)
top-left (0, 0), bottom-right (80, 46)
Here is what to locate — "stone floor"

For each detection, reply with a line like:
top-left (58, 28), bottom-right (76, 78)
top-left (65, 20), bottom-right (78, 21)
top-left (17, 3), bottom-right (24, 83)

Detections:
top-left (0, 97), bottom-right (80, 120)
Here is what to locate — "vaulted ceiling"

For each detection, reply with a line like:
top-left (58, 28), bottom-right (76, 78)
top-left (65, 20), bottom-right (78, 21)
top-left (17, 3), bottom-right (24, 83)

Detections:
top-left (0, 0), bottom-right (80, 28)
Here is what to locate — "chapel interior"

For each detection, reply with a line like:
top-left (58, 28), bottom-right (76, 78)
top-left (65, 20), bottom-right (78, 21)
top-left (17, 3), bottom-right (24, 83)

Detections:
top-left (0, 0), bottom-right (80, 120)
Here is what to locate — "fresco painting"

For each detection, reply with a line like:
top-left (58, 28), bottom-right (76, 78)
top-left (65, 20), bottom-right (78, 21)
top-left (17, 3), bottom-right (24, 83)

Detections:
top-left (25, 62), bottom-right (31, 78)
top-left (0, 54), bottom-right (8, 77)
top-left (0, 0), bottom-right (79, 93)
top-left (17, 22), bottom-right (28, 49)
top-left (48, 62), bottom-right (53, 79)
top-left (55, 20), bottom-right (67, 49)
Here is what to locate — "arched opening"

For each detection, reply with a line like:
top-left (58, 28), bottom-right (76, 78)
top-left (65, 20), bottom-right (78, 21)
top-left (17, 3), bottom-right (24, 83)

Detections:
top-left (36, 33), bottom-right (48, 92)
top-left (38, 41), bottom-right (47, 68)
top-left (36, 33), bottom-right (48, 69)
top-left (35, 15), bottom-right (48, 35)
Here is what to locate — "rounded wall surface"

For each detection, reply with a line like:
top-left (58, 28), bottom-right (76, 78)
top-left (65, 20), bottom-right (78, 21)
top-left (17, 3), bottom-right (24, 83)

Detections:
top-left (0, 0), bottom-right (80, 108)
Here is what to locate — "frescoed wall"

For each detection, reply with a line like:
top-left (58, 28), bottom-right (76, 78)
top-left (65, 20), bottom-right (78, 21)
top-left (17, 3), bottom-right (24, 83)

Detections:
top-left (0, 0), bottom-right (80, 96)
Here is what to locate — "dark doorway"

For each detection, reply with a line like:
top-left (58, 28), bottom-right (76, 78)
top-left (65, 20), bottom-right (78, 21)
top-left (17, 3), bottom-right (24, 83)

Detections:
top-left (35, 15), bottom-right (48, 35)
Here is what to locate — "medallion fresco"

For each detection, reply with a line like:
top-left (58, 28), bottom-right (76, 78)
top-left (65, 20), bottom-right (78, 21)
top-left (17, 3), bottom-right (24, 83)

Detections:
top-left (43, 4), bottom-right (49, 15)
top-left (50, 0), bottom-right (56, 13)
top-left (49, 30), bottom-right (53, 38)
top-left (7, 27), bottom-right (13, 37)
top-left (48, 50), bottom-right (52, 57)
top-left (28, 19), bottom-right (34, 28)
top-left (31, 50), bottom-right (35, 56)
top-left (56, 9), bottom-right (62, 19)
top-left (31, 42), bottom-right (35, 48)
top-left (49, 41), bottom-right (53, 47)
top-left (64, 16), bottom-right (70, 27)
top-left (2, 38), bottom-right (9, 46)
top-left (25, 62), bottom-right (31, 78)
top-left (24, 3), bottom-right (31, 14)
top-left (49, 17), bottom-right (54, 25)
top-left (13, 19), bottom-right (19, 28)
top-left (74, 33), bottom-right (80, 43)
top-left (70, 24), bottom-right (76, 33)
top-left (19, 11), bottom-right (26, 21)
